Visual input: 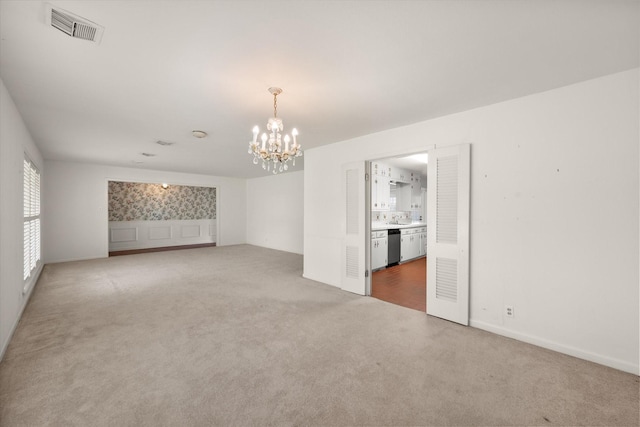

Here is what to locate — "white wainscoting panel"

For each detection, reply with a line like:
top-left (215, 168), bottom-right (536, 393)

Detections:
top-left (180, 224), bottom-right (201, 238)
top-left (109, 219), bottom-right (216, 251)
top-left (110, 227), bottom-right (138, 243)
top-left (149, 226), bottom-right (172, 240)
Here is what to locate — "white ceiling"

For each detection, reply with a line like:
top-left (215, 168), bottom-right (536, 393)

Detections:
top-left (1, 1), bottom-right (638, 178)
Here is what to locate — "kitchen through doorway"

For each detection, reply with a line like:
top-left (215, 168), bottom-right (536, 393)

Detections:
top-left (370, 152), bottom-right (428, 312)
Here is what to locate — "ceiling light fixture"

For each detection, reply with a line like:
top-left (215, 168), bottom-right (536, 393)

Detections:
top-left (248, 87), bottom-right (302, 174)
top-left (156, 140), bottom-right (175, 146)
top-left (192, 130), bottom-right (207, 139)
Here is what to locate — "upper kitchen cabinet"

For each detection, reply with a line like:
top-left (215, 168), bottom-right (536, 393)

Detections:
top-left (372, 157), bottom-right (427, 212)
top-left (410, 175), bottom-right (422, 210)
top-left (391, 166), bottom-right (410, 183)
top-left (372, 161), bottom-right (390, 178)
top-left (372, 174), bottom-right (390, 210)
top-left (371, 162), bottom-right (391, 211)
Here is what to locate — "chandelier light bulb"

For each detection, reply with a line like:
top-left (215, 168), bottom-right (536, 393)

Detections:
top-left (284, 134), bottom-right (290, 154)
top-left (261, 133), bottom-right (268, 151)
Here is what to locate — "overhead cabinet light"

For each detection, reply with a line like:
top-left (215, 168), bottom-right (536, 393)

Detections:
top-left (46, 4), bottom-right (104, 43)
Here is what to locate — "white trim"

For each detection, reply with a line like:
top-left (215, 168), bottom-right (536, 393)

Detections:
top-left (46, 255), bottom-right (108, 264)
top-left (470, 319), bottom-right (639, 376)
top-left (368, 145), bottom-right (437, 165)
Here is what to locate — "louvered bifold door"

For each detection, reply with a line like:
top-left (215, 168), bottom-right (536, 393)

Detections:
top-left (341, 162), bottom-right (368, 295)
top-left (426, 144), bottom-right (470, 325)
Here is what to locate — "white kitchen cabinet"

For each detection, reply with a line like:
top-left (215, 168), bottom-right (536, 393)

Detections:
top-left (410, 175), bottom-right (422, 210)
top-left (371, 162), bottom-right (391, 211)
top-left (371, 230), bottom-right (388, 270)
top-left (392, 167), bottom-right (410, 183)
top-left (419, 227), bottom-right (427, 256)
top-left (395, 172), bottom-right (423, 211)
top-left (372, 161), bottom-right (390, 178)
top-left (372, 175), bottom-right (390, 210)
top-left (372, 177), bottom-right (381, 210)
top-left (410, 228), bottom-right (421, 259)
top-left (400, 228), bottom-right (421, 262)
top-left (400, 229), bottom-right (410, 262)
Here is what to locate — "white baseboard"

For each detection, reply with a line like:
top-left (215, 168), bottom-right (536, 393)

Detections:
top-left (470, 319), bottom-right (639, 376)
top-left (45, 254), bottom-right (108, 264)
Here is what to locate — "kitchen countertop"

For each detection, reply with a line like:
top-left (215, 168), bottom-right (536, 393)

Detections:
top-left (372, 222), bottom-right (426, 231)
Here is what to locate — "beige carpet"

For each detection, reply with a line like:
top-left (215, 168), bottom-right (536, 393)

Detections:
top-left (1, 245), bottom-right (638, 426)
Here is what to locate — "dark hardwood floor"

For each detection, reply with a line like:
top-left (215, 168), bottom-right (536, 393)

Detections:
top-left (372, 257), bottom-right (426, 312)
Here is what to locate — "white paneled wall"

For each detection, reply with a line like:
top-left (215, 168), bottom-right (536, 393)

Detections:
top-left (109, 219), bottom-right (216, 251)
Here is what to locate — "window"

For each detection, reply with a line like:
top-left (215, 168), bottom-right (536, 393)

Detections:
top-left (23, 157), bottom-right (41, 281)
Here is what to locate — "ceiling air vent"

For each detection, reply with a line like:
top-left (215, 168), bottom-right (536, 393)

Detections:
top-left (46, 4), bottom-right (104, 43)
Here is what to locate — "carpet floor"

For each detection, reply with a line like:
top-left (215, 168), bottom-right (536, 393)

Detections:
top-left (0, 245), bottom-right (638, 426)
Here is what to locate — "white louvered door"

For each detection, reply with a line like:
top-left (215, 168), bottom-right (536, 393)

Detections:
top-left (341, 162), bottom-right (370, 295)
top-left (426, 144), bottom-right (470, 325)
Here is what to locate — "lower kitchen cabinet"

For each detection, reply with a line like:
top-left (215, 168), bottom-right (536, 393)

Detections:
top-left (400, 228), bottom-right (420, 262)
top-left (371, 230), bottom-right (388, 270)
top-left (419, 227), bottom-right (427, 256)
top-left (401, 226), bottom-right (426, 262)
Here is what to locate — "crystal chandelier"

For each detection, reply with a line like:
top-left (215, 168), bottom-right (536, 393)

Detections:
top-left (248, 87), bottom-right (302, 174)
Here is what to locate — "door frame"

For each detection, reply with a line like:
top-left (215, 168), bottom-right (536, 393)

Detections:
top-left (365, 145), bottom-right (470, 326)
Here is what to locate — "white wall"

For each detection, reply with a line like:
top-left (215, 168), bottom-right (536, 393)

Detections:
top-left (246, 170), bottom-right (304, 254)
top-left (304, 69), bottom-right (639, 374)
top-left (0, 78), bottom-right (44, 359)
top-left (43, 161), bottom-right (247, 263)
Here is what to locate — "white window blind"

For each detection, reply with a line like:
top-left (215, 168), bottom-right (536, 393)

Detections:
top-left (24, 157), bottom-right (41, 281)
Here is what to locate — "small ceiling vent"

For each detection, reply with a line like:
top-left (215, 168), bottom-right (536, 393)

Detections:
top-left (46, 4), bottom-right (104, 43)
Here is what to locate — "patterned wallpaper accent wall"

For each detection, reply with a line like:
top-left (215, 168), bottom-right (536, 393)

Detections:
top-left (108, 181), bottom-right (216, 221)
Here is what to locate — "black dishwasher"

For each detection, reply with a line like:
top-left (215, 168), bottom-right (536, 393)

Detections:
top-left (387, 229), bottom-right (401, 266)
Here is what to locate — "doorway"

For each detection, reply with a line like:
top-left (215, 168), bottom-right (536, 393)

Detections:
top-left (370, 153), bottom-right (428, 312)
top-left (341, 144), bottom-right (470, 325)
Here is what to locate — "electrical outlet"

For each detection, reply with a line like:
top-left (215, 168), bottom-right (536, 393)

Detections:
top-left (505, 305), bottom-right (514, 318)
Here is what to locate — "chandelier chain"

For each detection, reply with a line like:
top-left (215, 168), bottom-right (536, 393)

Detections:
top-left (273, 93), bottom-right (278, 118)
